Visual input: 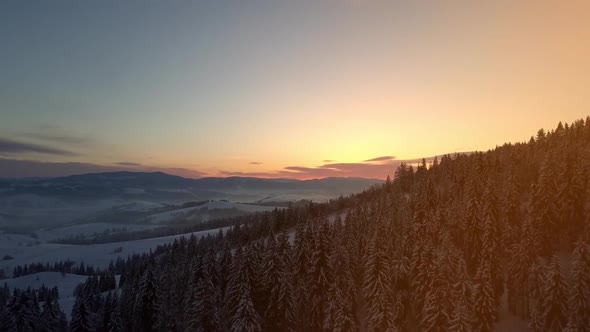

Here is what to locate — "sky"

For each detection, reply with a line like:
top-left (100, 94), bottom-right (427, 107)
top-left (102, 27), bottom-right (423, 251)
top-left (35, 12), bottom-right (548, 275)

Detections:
top-left (1, 1), bottom-right (589, 179)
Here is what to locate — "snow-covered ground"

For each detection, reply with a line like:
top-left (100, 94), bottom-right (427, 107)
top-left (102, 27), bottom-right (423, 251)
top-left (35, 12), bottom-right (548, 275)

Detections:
top-left (0, 227), bottom-right (230, 274)
top-left (256, 192), bottom-right (334, 203)
top-left (110, 200), bottom-right (166, 212)
top-left (146, 201), bottom-right (279, 224)
top-left (35, 222), bottom-right (160, 241)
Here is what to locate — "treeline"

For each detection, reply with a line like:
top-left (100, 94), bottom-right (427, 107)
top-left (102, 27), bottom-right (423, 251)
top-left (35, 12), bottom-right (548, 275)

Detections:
top-left (73, 274), bottom-right (118, 296)
top-left (12, 260), bottom-right (108, 279)
top-left (0, 283), bottom-right (59, 304)
top-left (50, 194), bottom-right (369, 246)
top-left (0, 286), bottom-right (67, 332)
top-left (0, 274), bottom-right (119, 331)
top-left (11, 256), bottom-right (132, 279)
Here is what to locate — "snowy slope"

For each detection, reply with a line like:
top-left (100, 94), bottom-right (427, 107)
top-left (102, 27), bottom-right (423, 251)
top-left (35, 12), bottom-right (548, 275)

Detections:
top-left (0, 227), bottom-right (230, 273)
top-left (145, 201), bottom-right (279, 224)
top-left (35, 222), bottom-right (159, 241)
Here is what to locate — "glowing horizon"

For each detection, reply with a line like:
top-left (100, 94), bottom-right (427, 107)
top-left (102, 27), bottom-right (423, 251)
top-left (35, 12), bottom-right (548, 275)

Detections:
top-left (1, 1), bottom-right (589, 179)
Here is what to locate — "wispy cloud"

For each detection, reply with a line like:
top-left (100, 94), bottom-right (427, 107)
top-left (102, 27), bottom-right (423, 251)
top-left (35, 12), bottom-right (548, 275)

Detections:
top-left (0, 158), bottom-right (205, 179)
top-left (280, 162), bottom-right (397, 179)
top-left (19, 132), bottom-right (91, 145)
top-left (249, 161), bottom-right (263, 165)
top-left (218, 155), bottom-right (444, 179)
top-left (364, 155), bottom-right (395, 162)
top-left (0, 138), bottom-right (78, 156)
top-left (0, 158), bottom-right (121, 178)
top-left (116, 161), bottom-right (142, 166)
top-left (220, 156), bottom-right (404, 179)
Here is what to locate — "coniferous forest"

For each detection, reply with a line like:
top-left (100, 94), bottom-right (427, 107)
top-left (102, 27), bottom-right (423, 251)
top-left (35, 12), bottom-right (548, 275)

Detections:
top-left (2, 118), bottom-right (590, 331)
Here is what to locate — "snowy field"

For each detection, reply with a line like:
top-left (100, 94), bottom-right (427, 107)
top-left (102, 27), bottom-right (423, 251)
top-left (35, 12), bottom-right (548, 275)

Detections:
top-left (35, 222), bottom-right (161, 241)
top-left (0, 227), bottom-right (229, 274)
top-left (145, 200), bottom-right (279, 224)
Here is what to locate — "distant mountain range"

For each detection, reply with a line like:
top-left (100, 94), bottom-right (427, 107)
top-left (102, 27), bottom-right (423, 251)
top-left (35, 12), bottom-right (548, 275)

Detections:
top-left (0, 171), bottom-right (382, 231)
top-left (0, 171), bottom-right (383, 202)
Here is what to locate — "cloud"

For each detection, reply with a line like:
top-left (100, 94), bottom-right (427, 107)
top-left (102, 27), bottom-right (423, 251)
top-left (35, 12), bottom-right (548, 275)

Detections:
top-left (0, 158), bottom-right (123, 178)
top-left (218, 155), bottom-right (444, 179)
top-left (323, 159), bottom-right (335, 163)
top-left (116, 162), bottom-right (142, 166)
top-left (364, 156), bottom-right (395, 162)
top-left (281, 162), bottom-right (398, 179)
top-left (0, 158), bottom-right (205, 179)
top-left (0, 153), bottom-right (452, 180)
top-left (249, 161), bottom-right (263, 165)
top-left (0, 138), bottom-right (78, 156)
top-left (19, 132), bottom-right (91, 145)
top-left (218, 171), bottom-right (282, 178)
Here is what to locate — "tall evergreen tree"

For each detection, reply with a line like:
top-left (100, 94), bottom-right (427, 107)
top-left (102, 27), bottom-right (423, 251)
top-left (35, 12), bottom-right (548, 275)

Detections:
top-left (530, 155), bottom-right (559, 254)
top-left (133, 267), bottom-right (159, 332)
top-left (39, 295), bottom-right (66, 332)
top-left (567, 241), bottom-right (590, 331)
top-left (185, 267), bottom-right (222, 332)
top-left (326, 234), bottom-right (357, 332)
top-left (363, 227), bottom-right (397, 331)
top-left (463, 171), bottom-right (483, 274)
top-left (262, 233), bottom-right (295, 331)
top-left (9, 293), bottom-right (38, 332)
top-left (472, 262), bottom-right (496, 332)
top-left (71, 296), bottom-right (93, 332)
top-left (0, 303), bottom-right (16, 332)
top-left (107, 292), bottom-right (122, 332)
top-left (538, 255), bottom-right (568, 332)
top-left (308, 222), bottom-right (334, 330)
top-left (230, 249), bottom-right (262, 332)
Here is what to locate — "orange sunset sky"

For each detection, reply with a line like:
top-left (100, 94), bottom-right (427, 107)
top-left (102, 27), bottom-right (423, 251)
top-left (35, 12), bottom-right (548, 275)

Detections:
top-left (0, 1), bottom-right (589, 179)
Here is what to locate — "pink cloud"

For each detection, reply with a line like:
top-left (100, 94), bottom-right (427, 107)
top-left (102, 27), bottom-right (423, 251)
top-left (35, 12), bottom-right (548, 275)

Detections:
top-left (217, 155), bottom-right (440, 180)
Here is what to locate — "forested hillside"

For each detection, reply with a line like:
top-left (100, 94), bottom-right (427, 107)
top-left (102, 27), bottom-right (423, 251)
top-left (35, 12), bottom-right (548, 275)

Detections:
top-left (2, 118), bottom-right (590, 331)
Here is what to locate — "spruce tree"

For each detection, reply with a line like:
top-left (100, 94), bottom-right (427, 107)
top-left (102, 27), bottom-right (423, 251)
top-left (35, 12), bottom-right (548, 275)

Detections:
top-left (39, 295), bottom-right (65, 332)
top-left (530, 155), bottom-right (559, 254)
top-left (134, 267), bottom-right (159, 332)
top-left (363, 227), bottom-right (396, 331)
top-left (107, 293), bottom-right (122, 332)
top-left (9, 293), bottom-right (37, 332)
top-left (540, 255), bottom-right (568, 331)
top-left (71, 296), bottom-right (93, 332)
top-left (463, 171), bottom-right (483, 274)
top-left (421, 252), bottom-right (451, 332)
top-left (262, 233), bottom-right (295, 330)
top-left (230, 249), bottom-right (262, 332)
top-left (185, 268), bottom-right (221, 332)
top-left (326, 237), bottom-right (357, 332)
top-left (567, 241), bottom-right (590, 331)
top-left (308, 222), bottom-right (333, 330)
top-left (472, 262), bottom-right (496, 332)
top-left (0, 303), bottom-right (16, 332)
